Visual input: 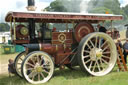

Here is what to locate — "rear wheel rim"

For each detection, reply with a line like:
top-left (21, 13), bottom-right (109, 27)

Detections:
top-left (22, 51), bottom-right (54, 84)
top-left (15, 51), bottom-right (26, 77)
top-left (79, 32), bottom-right (117, 76)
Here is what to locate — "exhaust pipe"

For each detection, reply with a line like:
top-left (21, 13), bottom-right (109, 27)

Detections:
top-left (26, 0), bottom-right (36, 11)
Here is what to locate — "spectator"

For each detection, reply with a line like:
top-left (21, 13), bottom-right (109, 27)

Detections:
top-left (97, 24), bottom-right (107, 33)
top-left (8, 59), bottom-right (16, 76)
top-left (123, 39), bottom-right (128, 64)
top-left (97, 24), bottom-right (107, 45)
top-left (125, 24), bottom-right (128, 38)
top-left (117, 39), bottom-right (123, 48)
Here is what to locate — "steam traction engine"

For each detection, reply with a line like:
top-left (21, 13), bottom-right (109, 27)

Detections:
top-left (5, 11), bottom-right (122, 84)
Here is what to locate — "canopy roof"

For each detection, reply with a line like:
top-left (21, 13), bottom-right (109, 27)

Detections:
top-left (5, 11), bottom-right (123, 23)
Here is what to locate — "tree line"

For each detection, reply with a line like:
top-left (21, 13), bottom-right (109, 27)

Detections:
top-left (45, 0), bottom-right (128, 27)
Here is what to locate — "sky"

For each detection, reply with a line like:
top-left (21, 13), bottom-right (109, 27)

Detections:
top-left (0, 0), bottom-right (128, 22)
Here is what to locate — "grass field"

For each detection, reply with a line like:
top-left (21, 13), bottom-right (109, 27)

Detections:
top-left (0, 53), bottom-right (128, 85)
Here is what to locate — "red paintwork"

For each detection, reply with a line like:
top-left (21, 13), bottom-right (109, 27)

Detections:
top-left (74, 22), bottom-right (95, 42)
top-left (5, 11), bottom-right (123, 66)
top-left (5, 12), bottom-right (123, 23)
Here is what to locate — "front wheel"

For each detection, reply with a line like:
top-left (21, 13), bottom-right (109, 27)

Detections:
top-left (21, 51), bottom-right (54, 84)
top-left (78, 32), bottom-right (117, 76)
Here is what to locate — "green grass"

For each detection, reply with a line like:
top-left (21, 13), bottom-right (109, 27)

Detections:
top-left (0, 68), bottom-right (128, 85)
top-left (0, 53), bottom-right (128, 85)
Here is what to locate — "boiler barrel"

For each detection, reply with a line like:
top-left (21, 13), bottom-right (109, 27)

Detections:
top-left (22, 43), bottom-right (57, 54)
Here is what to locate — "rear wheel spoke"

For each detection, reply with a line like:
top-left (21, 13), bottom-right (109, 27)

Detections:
top-left (99, 59), bottom-right (103, 69)
top-left (99, 38), bottom-right (101, 48)
top-left (103, 45), bottom-right (109, 52)
top-left (92, 62), bottom-right (96, 72)
top-left (101, 58), bottom-right (109, 65)
top-left (102, 51), bottom-right (110, 54)
top-left (43, 70), bottom-right (49, 74)
top-left (102, 55), bottom-right (110, 59)
top-left (101, 40), bottom-right (107, 48)
top-left (83, 55), bottom-right (90, 59)
top-left (96, 60), bottom-right (101, 71)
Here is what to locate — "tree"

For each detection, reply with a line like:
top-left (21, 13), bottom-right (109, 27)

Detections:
top-left (89, 7), bottom-right (113, 14)
top-left (45, 0), bottom-right (67, 12)
top-left (122, 5), bottom-right (128, 15)
top-left (0, 23), bottom-right (10, 32)
top-left (88, 0), bottom-right (121, 14)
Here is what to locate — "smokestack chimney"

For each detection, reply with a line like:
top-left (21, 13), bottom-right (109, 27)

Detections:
top-left (26, 0), bottom-right (36, 11)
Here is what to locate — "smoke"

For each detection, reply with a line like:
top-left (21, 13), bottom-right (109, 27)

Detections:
top-left (59, 0), bottom-right (91, 13)
top-left (80, 0), bottom-right (91, 13)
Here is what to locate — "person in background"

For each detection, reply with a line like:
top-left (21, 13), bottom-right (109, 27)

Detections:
top-left (125, 24), bottom-right (128, 38)
top-left (8, 59), bottom-right (15, 76)
top-left (97, 24), bottom-right (107, 33)
top-left (123, 39), bottom-right (128, 64)
top-left (97, 24), bottom-right (107, 45)
top-left (117, 39), bottom-right (123, 48)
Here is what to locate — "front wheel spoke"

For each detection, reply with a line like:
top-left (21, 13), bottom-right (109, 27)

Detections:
top-left (38, 73), bottom-right (40, 81)
top-left (86, 43), bottom-right (91, 50)
top-left (40, 57), bottom-right (43, 65)
top-left (32, 73), bottom-right (37, 81)
top-left (17, 63), bottom-right (22, 64)
top-left (26, 67), bottom-right (34, 71)
top-left (40, 72), bottom-right (45, 78)
top-left (30, 58), bottom-right (36, 65)
top-left (95, 36), bottom-right (98, 47)
top-left (19, 57), bottom-right (23, 61)
top-left (28, 71), bottom-right (34, 78)
top-left (84, 50), bottom-right (90, 53)
top-left (37, 56), bottom-right (40, 65)
top-left (27, 62), bottom-right (35, 67)
top-left (89, 40), bottom-right (95, 48)
top-left (101, 58), bottom-right (109, 65)
top-left (83, 55), bottom-right (90, 59)
top-left (43, 66), bottom-right (50, 69)
top-left (85, 59), bottom-right (91, 64)
top-left (89, 61), bottom-right (93, 70)
top-left (18, 67), bottom-right (21, 70)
